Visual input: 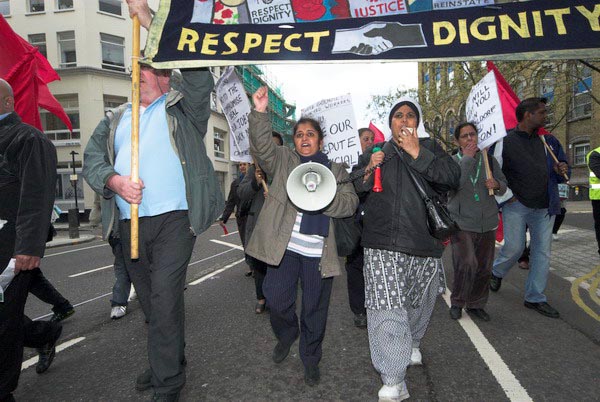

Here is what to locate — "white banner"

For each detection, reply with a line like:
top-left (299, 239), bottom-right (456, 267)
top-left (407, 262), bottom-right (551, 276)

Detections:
top-left (466, 71), bottom-right (507, 150)
top-left (215, 66), bottom-right (253, 163)
top-left (301, 94), bottom-right (361, 168)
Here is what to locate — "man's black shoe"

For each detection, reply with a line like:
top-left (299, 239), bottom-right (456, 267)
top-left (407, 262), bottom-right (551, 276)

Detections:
top-left (466, 308), bottom-right (491, 322)
top-left (449, 306), bottom-right (462, 320)
top-left (36, 323), bottom-right (62, 374)
top-left (272, 341), bottom-right (292, 364)
top-left (353, 313), bottom-right (367, 328)
top-left (490, 274), bottom-right (502, 292)
top-left (151, 392), bottom-right (180, 402)
top-left (50, 307), bottom-right (75, 323)
top-left (304, 365), bottom-right (320, 387)
top-left (524, 301), bottom-right (560, 318)
top-left (136, 369), bottom-right (152, 392)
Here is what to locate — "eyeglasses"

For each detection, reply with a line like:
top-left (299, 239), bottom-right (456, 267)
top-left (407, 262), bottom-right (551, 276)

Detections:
top-left (459, 132), bottom-right (478, 139)
top-left (393, 111), bottom-right (417, 120)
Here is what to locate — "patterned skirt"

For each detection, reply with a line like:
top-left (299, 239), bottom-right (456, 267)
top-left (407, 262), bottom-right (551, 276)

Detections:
top-left (364, 248), bottom-right (446, 310)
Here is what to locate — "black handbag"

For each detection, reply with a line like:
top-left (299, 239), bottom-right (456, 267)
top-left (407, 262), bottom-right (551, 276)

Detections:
top-left (406, 167), bottom-right (460, 240)
top-left (333, 215), bottom-right (361, 257)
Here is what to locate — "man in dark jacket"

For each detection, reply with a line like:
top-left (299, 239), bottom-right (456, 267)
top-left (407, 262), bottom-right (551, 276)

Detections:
top-left (0, 79), bottom-right (62, 402)
top-left (491, 98), bottom-right (569, 319)
top-left (82, 1), bottom-right (223, 400)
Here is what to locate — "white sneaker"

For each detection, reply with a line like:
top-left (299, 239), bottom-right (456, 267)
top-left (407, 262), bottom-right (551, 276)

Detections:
top-left (378, 382), bottom-right (410, 402)
top-left (409, 347), bottom-right (422, 366)
top-left (552, 234), bottom-right (559, 241)
top-left (127, 286), bottom-right (137, 302)
top-left (110, 306), bottom-right (126, 319)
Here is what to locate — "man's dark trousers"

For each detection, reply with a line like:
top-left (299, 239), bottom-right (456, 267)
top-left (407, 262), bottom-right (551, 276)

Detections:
top-left (263, 250), bottom-right (334, 368)
top-left (345, 247), bottom-right (366, 315)
top-left (28, 268), bottom-right (71, 314)
top-left (120, 211), bottom-right (195, 395)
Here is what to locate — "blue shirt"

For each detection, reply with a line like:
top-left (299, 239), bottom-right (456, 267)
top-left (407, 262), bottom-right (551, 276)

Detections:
top-left (0, 112), bottom-right (10, 121)
top-left (113, 95), bottom-right (188, 219)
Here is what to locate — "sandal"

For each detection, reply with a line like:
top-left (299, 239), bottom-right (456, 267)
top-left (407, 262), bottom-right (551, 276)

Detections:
top-left (255, 301), bottom-right (266, 314)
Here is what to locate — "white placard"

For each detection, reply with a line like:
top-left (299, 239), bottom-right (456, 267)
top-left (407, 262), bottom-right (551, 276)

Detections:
top-left (301, 94), bottom-right (361, 168)
top-left (246, 0), bottom-right (294, 24)
top-left (215, 66), bottom-right (253, 163)
top-left (466, 71), bottom-right (507, 150)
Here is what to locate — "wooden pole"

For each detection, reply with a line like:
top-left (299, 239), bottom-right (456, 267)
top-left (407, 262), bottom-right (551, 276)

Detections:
top-left (130, 16), bottom-right (140, 259)
top-left (540, 135), bottom-right (570, 183)
top-left (481, 148), bottom-right (494, 196)
top-left (260, 180), bottom-right (269, 194)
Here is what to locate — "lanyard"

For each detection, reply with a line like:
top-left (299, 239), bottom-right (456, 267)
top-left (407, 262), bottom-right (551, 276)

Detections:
top-left (457, 152), bottom-right (482, 201)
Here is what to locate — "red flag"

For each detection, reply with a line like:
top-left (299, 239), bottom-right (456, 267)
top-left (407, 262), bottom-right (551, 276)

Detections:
top-left (0, 15), bottom-right (72, 132)
top-left (369, 121), bottom-right (386, 143)
top-left (486, 61), bottom-right (548, 135)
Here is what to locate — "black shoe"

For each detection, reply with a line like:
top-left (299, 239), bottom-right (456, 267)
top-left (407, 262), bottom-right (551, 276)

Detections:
top-left (136, 369), bottom-right (152, 392)
top-left (1, 393), bottom-right (16, 402)
top-left (50, 307), bottom-right (75, 322)
top-left (353, 313), bottom-right (367, 328)
top-left (244, 271), bottom-right (253, 277)
top-left (151, 392), bottom-right (180, 402)
top-left (273, 341), bottom-right (292, 364)
top-left (449, 306), bottom-right (462, 320)
top-left (36, 323), bottom-right (62, 374)
top-left (466, 308), bottom-right (490, 321)
top-left (304, 366), bottom-right (320, 387)
top-left (524, 301), bottom-right (560, 318)
top-left (490, 274), bottom-right (502, 292)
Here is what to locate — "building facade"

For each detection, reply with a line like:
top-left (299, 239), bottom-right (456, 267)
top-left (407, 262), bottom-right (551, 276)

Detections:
top-left (418, 60), bottom-right (599, 199)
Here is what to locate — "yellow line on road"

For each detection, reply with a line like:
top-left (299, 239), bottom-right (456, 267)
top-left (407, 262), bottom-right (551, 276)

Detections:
top-left (570, 265), bottom-right (600, 322)
top-left (588, 274), bottom-right (600, 306)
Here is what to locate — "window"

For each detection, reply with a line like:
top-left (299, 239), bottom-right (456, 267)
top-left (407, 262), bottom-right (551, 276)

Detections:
top-left (538, 69), bottom-right (555, 126)
top-left (445, 111), bottom-right (456, 142)
top-left (214, 129), bottom-right (226, 159)
top-left (100, 33), bottom-right (125, 71)
top-left (58, 31), bottom-right (76, 68)
top-left (0, 0), bottom-right (10, 15)
top-left (55, 170), bottom-right (84, 207)
top-left (28, 33), bottom-right (47, 58)
top-left (570, 65), bottom-right (592, 120)
top-left (28, 0), bottom-right (45, 13)
top-left (435, 64), bottom-right (441, 92)
top-left (41, 94), bottom-right (80, 141)
top-left (99, 0), bottom-right (121, 16)
top-left (103, 95), bottom-right (128, 111)
top-left (56, 0), bottom-right (73, 10)
top-left (447, 64), bottom-right (454, 88)
top-left (574, 143), bottom-right (590, 166)
top-left (210, 91), bottom-right (218, 112)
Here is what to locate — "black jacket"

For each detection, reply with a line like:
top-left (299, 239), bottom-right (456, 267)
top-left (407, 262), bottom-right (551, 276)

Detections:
top-left (354, 139), bottom-right (460, 258)
top-left (0, 113), bottom-right (57, 259)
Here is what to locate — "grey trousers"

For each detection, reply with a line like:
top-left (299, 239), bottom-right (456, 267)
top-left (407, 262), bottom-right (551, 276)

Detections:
top-left (108, 234), bottom-right (131, 307)
top-left (367, 270), bottom-right (439, 386)
top-left (119, 211), bottom-right (195, 395)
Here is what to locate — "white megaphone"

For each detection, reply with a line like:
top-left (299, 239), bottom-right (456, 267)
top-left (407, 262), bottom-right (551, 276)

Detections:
top-left (286, 162), bottom-right (337, 212)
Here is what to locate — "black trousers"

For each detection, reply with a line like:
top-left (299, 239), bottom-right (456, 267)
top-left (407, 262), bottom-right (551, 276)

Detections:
top-left (119, 211), bottom-right (195, 395)
top-left (345, 247), bottom-right (366, 315)
top-left (263, 250), bottom-right (333, 368)
top-left (593, 200), bottom-right (600, 255)
top-left (247, 255), bottom-right (267, 301)
top-left (28, 268), bottom-right (71, 314)
top-left (552, 207), bottom-right (567, 234)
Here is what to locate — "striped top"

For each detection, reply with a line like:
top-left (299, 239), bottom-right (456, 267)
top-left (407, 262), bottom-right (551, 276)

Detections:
top-left (286, 212), bottom-right (324, 258)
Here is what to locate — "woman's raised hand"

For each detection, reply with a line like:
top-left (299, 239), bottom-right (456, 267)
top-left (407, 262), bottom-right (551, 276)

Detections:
top-left (252, 86), bottom-right (268, 113)
top-left (397, 127), bottom-right (420, 159)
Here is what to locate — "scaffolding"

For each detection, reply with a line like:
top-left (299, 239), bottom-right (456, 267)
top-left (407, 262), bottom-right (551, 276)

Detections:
top-left (235, 65), bottom-right (296, 146)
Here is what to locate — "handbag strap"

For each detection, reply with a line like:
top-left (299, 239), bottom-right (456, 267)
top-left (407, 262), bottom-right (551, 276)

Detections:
top-left (392, 145), bottom-right (431, 203)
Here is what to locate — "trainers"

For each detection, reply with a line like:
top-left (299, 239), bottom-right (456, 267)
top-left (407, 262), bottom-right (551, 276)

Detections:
top-left (524, 301), bottom-right (560, 318)
top-left (128, 286), bottom-right (137, 302)
top-left (36, 323), bottom-right (62, 374)
top-left (378, 381), bottom-right (410, 402)
top-left (449, 306), bottom-right (462, 320)
top-left (409, 347), bottom-right (422, 366)
top-left (490, 274), bottom-right (502, 292)
top-left (466, 308), bottom-right (491, 321)
top-left (50, 307), bottom-right (75, 323)
top-left (136, 368), bottom-right (152, 392)
top-left (304, 365), bottom-right (320, 387)
top-left (353, 313), bottom-right (367, 328)
top-left (111, 306), bottom-right (127, 319)
top-left (552, 233), bottom-right (559, 241)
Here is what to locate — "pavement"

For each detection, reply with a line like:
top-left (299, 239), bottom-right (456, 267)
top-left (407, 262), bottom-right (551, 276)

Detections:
top-left (46, 222), bottom-right (98, 248)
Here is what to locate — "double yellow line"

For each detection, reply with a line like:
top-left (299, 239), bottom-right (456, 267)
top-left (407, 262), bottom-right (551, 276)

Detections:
top-left (571, 265), bottom-right (600, 321)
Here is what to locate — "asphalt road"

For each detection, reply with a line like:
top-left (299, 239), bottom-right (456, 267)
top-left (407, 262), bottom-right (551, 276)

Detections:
top-left (14, 223), bottom-right (600, 401)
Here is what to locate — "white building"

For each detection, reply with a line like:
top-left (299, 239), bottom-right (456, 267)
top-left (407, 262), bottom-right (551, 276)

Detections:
top-left (2, 0), bottom-right (235, 215)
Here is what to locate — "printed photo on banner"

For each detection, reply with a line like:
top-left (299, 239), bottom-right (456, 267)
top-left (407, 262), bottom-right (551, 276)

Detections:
top-left (247, 0), bottom-right (295, 24)
top-left (348, 0), bottom-right (408, 18)
top-left (301, 94), bottom-right (361, 168)
top-left (215, 66), bottom-right (253, 163)
top-left (465, 71), bottom-right (506, 150)
top-left (432, 0), bottom-right (494, 10)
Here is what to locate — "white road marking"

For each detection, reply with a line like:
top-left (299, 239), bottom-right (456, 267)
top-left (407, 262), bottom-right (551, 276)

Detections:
top-left (45, 243), bottom-right (108, 258)
top-left (442, 290), bottom-right (533, 402)
top-left (22, 337), bottom-right (85, 371)
top-left (210, 239), bottom-right (244, 250)
top-left (221, 230), bottom-right (239, 237)
top-left (188, 248), bottom-right (235, 266)
top-left (69, 265), bottom-right (112, 278)
top-left (189, 258), bottom-right (246, 285)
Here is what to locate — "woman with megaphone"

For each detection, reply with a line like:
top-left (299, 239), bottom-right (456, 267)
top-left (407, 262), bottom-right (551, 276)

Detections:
top-left (245, 86), bottom-right (358, 387)
top-left (353, 97), bottom-right (460, 401)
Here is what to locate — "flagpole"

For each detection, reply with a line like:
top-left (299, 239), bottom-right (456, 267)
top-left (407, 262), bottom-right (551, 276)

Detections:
top-left (482, 148), bottom-right (494, 196)
top-left (540, 135), bottom-right (570, 183)
top-left (130, 15), bottom-right (140, 259)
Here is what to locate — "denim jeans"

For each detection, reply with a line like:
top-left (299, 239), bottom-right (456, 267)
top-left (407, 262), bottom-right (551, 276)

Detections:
top-left (492, 200), bottom-right (555, 303)
top-left (109, 234), bottom-right (131, 307)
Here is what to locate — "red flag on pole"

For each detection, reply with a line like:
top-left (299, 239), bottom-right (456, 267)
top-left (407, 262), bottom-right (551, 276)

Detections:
top-left (369, 121), bottom-right (386, 143)
top-left (0, 15), bottom-right (72, 131)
